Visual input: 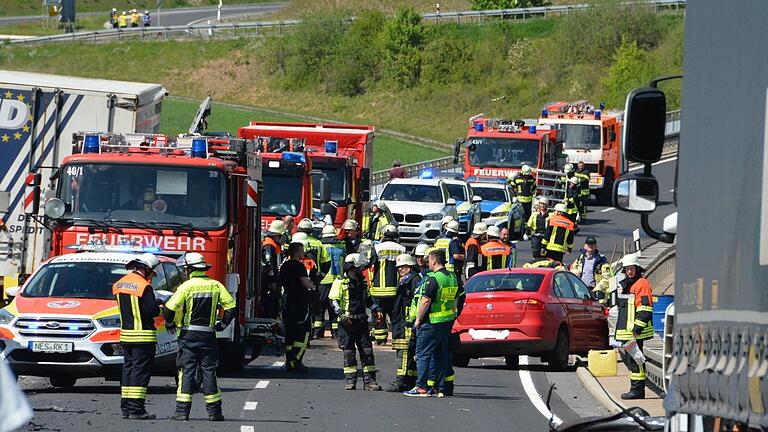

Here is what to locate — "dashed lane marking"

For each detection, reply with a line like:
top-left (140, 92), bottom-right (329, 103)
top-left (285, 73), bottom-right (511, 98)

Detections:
top-left (244, 401), bottom-right (259, 410)
top-left (628, 155), bottom-right (678, 172)
top-left (519, 355), bottom-right (562, 427)
top-left (600, 207), bottom-right (615, 213)
top-left (255, 380), bottom-right (270, 389)
top-left (271, 361), bottom-right (285, 368)
top-left (241, 426), bottom-right (255, 432)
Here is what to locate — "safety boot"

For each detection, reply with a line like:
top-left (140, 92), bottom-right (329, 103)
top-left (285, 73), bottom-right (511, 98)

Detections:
top-left (621, 381), bottom-right (646, 400)
top-left (363, 373), bottom-right (381, 391)
top-left (385, 378), bottom-right (410, 393)
top-left (172, 402), bottom-right (191, 421)
top-left (344, 378), bottom-right (357, 390)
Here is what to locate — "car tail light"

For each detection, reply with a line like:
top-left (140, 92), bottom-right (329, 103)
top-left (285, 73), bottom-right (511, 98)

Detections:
top-left (513, 298), bottom-right (545, 311)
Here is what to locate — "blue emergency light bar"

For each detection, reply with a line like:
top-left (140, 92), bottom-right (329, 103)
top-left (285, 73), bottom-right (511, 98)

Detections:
top-left (282, 152), bottom-right (306, 164)
top-left (419, 169), bottom-right (434, 179)
top-left (541, 109), bottom-right (549, 119)
top-left (84, 134), bottom-right (100, 154)
top-left (191, 138), bottom-right (208, 158)
top-left (594, 110), bottom-right (602, 120)
top-left (324, 140), bottom-right (338, 155)
top-left (528, 125), bottom-right (537, 134)
top-left (474, 122), bottom-right (484, 132)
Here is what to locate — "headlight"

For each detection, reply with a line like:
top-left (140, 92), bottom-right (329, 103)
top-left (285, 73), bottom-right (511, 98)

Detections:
top-left (490, 211), bottom-right (509, 218)
top-left (97, 315), bottom-right (121, 328)
top-left (423, 213), bottom-right (443, 221)
top-left (0, 308), bottom-right (15, 325)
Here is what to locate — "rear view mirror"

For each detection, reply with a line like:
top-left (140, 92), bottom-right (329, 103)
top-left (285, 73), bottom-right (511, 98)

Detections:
top-left (446, 198), bottom-right (457, 206)
top-left (5, 286), bottom-right (20, 298)
top-left (319, 177), bottom-right (331, 203)
top-left (359, 168), bottom-right (370, 202)
top-left (471, 195), bottom-right (482, 204)
top-left (623, 87), bottom-right (667, 164)
top-left (613, 175), bottom-right (659, 213)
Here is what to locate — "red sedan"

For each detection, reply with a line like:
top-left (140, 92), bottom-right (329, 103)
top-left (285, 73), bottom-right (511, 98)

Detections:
top-left (452, 268), bottom-right (609, 370)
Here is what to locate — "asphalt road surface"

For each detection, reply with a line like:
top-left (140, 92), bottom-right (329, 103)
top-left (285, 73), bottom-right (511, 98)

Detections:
top-left (0, 3), bottom-right (287, 28)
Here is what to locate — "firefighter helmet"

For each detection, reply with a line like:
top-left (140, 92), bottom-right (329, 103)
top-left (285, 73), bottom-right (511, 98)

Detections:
top-left (395, 254), bottom-right (416, 268)
top-left (563, 163), bottom-right (574, 174)
top-left (126, 253), bottom-right (160, 271)
top-left (321, 225), bottom-right (337, 238)
top-left (291, 232), bottom-right (310, 247)
top-left (554, 203), bottom-right (568, 213)
top-left (267, 220), bottom-right (285, 235)
top-left (521, 164), bottom-right (532, 175)
top-left (180, 252), bottom-right (209, 270)
top-left (445, 220), bottom-right (460, 233)
top-left (414, 243), bottom-right (430, 258)
top-left (297, 218), bottom-right (314, 232)
top-left (382, 224), bottom-right (399, 238)
top-left (486, 226), bottom-right (501, 239)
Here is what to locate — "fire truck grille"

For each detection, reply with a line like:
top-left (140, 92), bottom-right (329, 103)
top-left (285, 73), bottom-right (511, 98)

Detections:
top-left (405, 214), bottom-right (423, 223)
top-left (392, 213), bottom-right (405, 223)
top-left (14, 318), bottom-right (95, 340)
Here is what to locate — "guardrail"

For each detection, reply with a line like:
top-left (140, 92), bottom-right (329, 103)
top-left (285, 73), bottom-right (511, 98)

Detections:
top-left (5, 0), bottom-right (686, 45)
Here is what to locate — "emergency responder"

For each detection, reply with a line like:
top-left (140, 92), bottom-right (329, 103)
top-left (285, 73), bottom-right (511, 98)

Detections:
top-left (369, 224), bottom-right (406, 345)
top-left (558, 163), bottom-right (575, 189)
top-left (110, 8), bottom-right (118, 29)
top-left (615, 254), bottom-right (654, 400)
top-left (513, 164), bottom-right (537, 222)
top-left (297, 218), bottom-right (330, 273)
top-left (112, 253), bottom-right (161, 420)
top-left (362, 201), bottom-right (390, 241)
top-left (541, 203), bottom-right (575, 263)
top-left (575, 161), bottom-right (590, 220)
top-left (341, 219), bottom-right (361, 254)
top-left (414, 242), bottom-right (430, 274)
top-left (405, 250), bottom-right (462, 398)
top-left (569, 236), bottom-right (608, 290)
top-left (142, 10), bottom-right (151, 27)
top-left (564, 177), bottom-right (581, 223)
top-left (330, 253), bottom-right (383, 391)
top-left (130, 9), bottom-right (140, 27)
top-left (479, 226), bottom-right (515, 270)
top-left (315, 225), bottom-right (346, 338)
top-left (280, 239), bottom-right (317, 372)
top-left (164, 253), bottom-right (236, 422)
top-left (527, 197), bottom-right (549, 258)
top-left (523, 257), bottom-right (565, 269)
top-left (386, 253), bottom-right (423, 392)
top-left (262, 220), bottom-right (285, 319)
top-left (592, 263), bottom-right (616, 305)
top-left (118, 11), bottom-right (128, 28)
top-left (434, 220), bottom-right (464, 279)
top-left (464, 222), bottom-right (487, 280)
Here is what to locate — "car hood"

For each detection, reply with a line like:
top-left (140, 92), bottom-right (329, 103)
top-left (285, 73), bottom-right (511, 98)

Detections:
top-left (480, 201), bottom-right (507, 212)
top-left (10, 296), bottom-right (118, 318)
top-left (384, 200), bottom-right (447, 215)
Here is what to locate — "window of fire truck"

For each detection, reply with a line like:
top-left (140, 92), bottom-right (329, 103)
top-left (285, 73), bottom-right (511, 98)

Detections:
top-left (22, 262), bottom-right (128, 300)
top-left (311, 162), bottom-right (348, 203)
top-left (262, 167), bottom-right (304, 216)
top-left (58, 163), bottom-right (227, 230)
top-left (466, 138), bottom-right (539, 168)
top-left (556, 124), bottom-right (602, 150)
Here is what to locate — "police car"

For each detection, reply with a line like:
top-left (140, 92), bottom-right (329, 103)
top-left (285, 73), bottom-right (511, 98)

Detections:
top-left (469, 182), bottom-right (525, 239)
top-left (0, 249), bottom-right (184, 387)
top-left (442, 178), bottom-right (482, 237)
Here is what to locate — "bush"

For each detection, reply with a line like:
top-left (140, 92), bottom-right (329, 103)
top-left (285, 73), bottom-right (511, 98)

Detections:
top-left (326, 10), bottom-right (386, 95)
top-left (471, 0), bottom-right (548, 9)
top-left (379, 6), bottom-right (425, 89)
top-left (604, 38), bottom-right (657, 107)
top-left (421, 37), bottom-right (475, 85)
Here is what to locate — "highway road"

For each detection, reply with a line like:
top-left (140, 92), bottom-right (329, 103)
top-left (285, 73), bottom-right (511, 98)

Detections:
top-left (0, 3), bottom-right (287, 28)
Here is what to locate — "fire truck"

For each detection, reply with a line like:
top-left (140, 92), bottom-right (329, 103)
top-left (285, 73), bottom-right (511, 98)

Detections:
top-left (538, 101), bottom-right (623, 202)
top-left (39, 132), bottom-right (270, 371)
top-left (238, 122), bottom-right (373, 228)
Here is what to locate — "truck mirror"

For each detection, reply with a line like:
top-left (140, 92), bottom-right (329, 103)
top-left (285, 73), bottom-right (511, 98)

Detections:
top-left (0, 191), bottom-right (9, 213)
top-left (453, 139), bottom-right (464, 165)
top-left (612, 174), bottom-right (658, 214)
top-left (320, 177), bottom-right (331, 203)
top-left (623, 87), bottom-right (667, 164)
top-left (359, 168), bottom-right (370, 202)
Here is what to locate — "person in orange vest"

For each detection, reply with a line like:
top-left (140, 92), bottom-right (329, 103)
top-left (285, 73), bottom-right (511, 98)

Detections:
top-left (262, 220), bottom-right (285, 319)
top-left (463, 222), bottom-right (487, 280)
top-left (479, 226), bottom-right (516, 270)
top-left (112, 253), bottom-right (162, 420)
top-left (541, 203), bottom-right (575, 263)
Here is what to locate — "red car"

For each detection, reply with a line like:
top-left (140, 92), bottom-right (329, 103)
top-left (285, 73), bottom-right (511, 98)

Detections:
top-left (452, 268), bottom-right (609, 370)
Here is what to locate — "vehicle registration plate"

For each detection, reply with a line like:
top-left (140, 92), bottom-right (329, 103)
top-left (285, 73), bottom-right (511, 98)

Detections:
top-left (589, 176), bottom-right (604, 187)
top-left (468, 329), bottom-right (510, 340)
top-left (398, 225), bottom-right (419, 233)
top-left (29, 341), bottom-right (74, 353)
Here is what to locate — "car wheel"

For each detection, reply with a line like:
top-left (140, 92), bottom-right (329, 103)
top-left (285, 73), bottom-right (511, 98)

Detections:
top-left (452, 354), bottom-right (470, 367)
top-left (504, 355), bottom-right (519, 369)
top-left (50, 376), bottom-right (77, 388)
top-left (545, 330), bottom-right (570, 371)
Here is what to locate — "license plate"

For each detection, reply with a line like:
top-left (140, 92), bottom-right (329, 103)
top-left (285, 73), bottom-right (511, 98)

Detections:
top-left (589, 176), bottom-right (604, 187)
top-left (29, 341), bottom-right (73, 353)
top-left (468, 329), bottom-right (510, 340)
top-left (398, 225), bottom-right (419, 233)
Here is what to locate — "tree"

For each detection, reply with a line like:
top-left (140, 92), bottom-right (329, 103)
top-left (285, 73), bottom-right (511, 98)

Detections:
top-left (379, 6), bottom-right (425, 89)
top-left (604, 38), bottom-right (657, 107)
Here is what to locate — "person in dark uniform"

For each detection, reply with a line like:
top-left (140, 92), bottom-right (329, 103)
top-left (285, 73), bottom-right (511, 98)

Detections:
top-left (280, 239), bottom-right (317, 372)
top-left (385, 253), bottom-right (423, 392)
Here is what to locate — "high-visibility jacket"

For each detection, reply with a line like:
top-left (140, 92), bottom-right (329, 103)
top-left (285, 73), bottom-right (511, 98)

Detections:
top-left (408, 273), bottom-right (429, 322)
top-left (118, 14), bottom-right (127, 28)
top-left (541, 214), bottom-right (575, 254)
top-left (329, 276), bottom-right (376, 318)
top-left (479, 240), bottom-right (515, 270)
top-left (113, 272), bottom-right (160, 343)
top-left (305, 235), bottom-right (330, 274)
top-left (424, 270), bottom-right (460, 324)
top-left (615, 277), bottom-right (654, 341)
top-left (434, 236), bottom-right (463, 273)
top-left (131, 12), bottom-right (140, 25)
top-left (513, 175), bottom-right (536, 203)
top-left (320, 240), bottom-right (346, 285)
top-left (464, 236), bottom-right (482, 280)
top-left (263, 236), bottom-right (282, 284)
top-left (362, 211), bottom-right (389, 241)
top-left (526, 211), bottom-right (548, 236)
top-left (164, 271), bottom-right (236, 332)
top-left (522, 258), bottom-right (564, 269)
top-left (574, 170), bottom-right (591, 198)
top-left (564, 193), bottom-right (579, 222)
top-left (370, 240), bottom-right (405, 297)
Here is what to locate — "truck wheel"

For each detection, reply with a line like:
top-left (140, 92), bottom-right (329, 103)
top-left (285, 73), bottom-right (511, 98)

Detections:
top-left (545, 329), bottom-right (570, 371)
top-left (504, 355), bottom-right (519, 369)
top-left (50, 376), bottom-right (77, 388)
top-left (452, 354), bottom-right (470, 367)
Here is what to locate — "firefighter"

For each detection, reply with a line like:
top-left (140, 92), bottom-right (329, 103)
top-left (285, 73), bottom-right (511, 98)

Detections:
top-left (280, 238), bottom-right (317, 372)
top-left (564, 177), bottom-right (581, 223)
top-left (569, 236), bottom-right (608, 290)
top-left (414, 243), bottom-right (430, 274)
top-left (558, 163), bottom-right (575, 189)
top-left (130, 9), bottom-right (140, 27)
top-left (118, 11), bottom-right (128, 28)
top-left (386, 253), bottom-right (423, 392)
top-left (541, 203), bottom-right (575, 263)
top-left (112, 253), bottom-right (161, 420)
top-left (464, 222), bottom-right (487, 280)
top-left (297, 218), bottom-right (330, 273)
top-left (433, 220), bottom-right (464, 279)
top-left (575, 161), bottom-right (591, 220)
top-left (341, 219), bottom-right (361, 254)
top-left (523, 257), bottom-right (565, 270)
top-left (142, 10), bottom-right (151, 27)
top-left (164, 253), bottom-right (236, 422)
top-left (592, 263), bottom-right (616, 305)
top-left (527, 197), bottom-right (549, 258)
top-left (513, 164), bottom-right (537, 222)
top-left (262, 220), bottom-right (285, 319)
top-left (369, 224), bottom-right (406, 345)
top-left (110, 8), bottom-right (118, 29)
top-left (362, 201), bottom-right (390, 241)
top-left (615, 254), bottom-right (654, 400)
top-left (315, 225), bottom-right (346, 338)
top-left (330, 253), bottom-right (383, 391)
top-left (479, 226), bottom-right (515, 270)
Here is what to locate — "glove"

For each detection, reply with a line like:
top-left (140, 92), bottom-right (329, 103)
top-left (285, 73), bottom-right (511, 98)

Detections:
top-left (523, 234), bottom-right (529, 241)
top-left (215, 321), bottom-right (228, 332)
top-left (166, 322), bottom-right (177, 335)
top-left (337, 314), bottom-right (351, 327)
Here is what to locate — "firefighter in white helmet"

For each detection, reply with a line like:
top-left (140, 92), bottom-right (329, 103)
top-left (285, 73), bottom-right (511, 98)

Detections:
top-left (385, 253), bottom-right (423, 392)
top-left (369, 224), bottom-right (406, 345)
top-left (513, 164), bottom-right (537, 223)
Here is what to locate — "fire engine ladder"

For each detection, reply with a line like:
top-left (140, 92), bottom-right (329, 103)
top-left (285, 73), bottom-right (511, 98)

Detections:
top-left (535, 168), bottom-right (567, 207)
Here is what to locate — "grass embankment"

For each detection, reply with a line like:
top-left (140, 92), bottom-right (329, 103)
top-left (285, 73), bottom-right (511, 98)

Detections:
top-left (0, 0), bottom-right (275, 17)
top-left (0, 16), bottom-right (108, 36)
top-left (0, 3), bottom-right (683, 156)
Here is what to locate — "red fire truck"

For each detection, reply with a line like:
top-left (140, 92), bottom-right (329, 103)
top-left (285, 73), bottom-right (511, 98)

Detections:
top-left (538, 101), bottom-right (623, 202)
top-left (454, 116), bottom-right (565, 183)
top-left (238, 122), bottom-right (373, 228)
top-left (40, 132), bottom-right (270, 370)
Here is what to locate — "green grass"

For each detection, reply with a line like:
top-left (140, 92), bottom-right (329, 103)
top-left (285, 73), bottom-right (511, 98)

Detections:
top-left (0, 16), bottom-right (108, 36)
top-left (160, 98), bottom-right (446, 171)
top-left (0, 1), bottom-right (275, 17)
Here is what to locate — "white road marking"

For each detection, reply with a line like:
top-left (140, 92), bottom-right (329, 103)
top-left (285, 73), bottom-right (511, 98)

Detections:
top-left (243, 401), bottom-right (259, 410)
top-left (254, 380), bottom-right (270, 389)
top-left (600, 207), bottom-right (615, 213)
top-left (519, 355), bottom-right (562, 427)
top-left (241, 426), bottom-right (255, 432)
top-left (271, 361), bottom-right (285, 368)
top-left (628, 156), bottom-right (678, 172)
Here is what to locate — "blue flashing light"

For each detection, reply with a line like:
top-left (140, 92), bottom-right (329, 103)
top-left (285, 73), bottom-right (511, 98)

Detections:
top-left (191, 138), bottom-right (208, 158)
top-left (142, 246), bottom-right (161, 253)
top-left (541, 109), bottom-right (549, 118)
top-left (419, 169), bottom-right (434, 179)
top-left (282, 151), bottom-right (306, 164)
top-left (473, 122), bottom-right (484, 132)
top-left (324, 140), bottom-right (338, 155)
top-left (528, 125), bottom-right (537, 134)
top-left (599, 102), bottom-right (606, 110)
top-left (496, 177), bottom-right (507, 184)
top-left (84, 134), bottom-right (100, 154)
top-left (594, 110), bottom-right (602, 120)
top-left (466, 176), bottom-right (477, 182)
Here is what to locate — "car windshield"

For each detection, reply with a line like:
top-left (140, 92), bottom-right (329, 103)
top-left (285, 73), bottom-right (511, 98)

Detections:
top-left (465, 273), bottom-right (544, 293)
top-left (22, 262), bottom-right (129, 300)
top-left (380, 184), bottom-right (443, 203)
top-left (263, 167), bottom-right (305, 216)
top-left (445, 184), bottom-right (467, 201)
top-left (466, 137), bottom-right (539, 168)
top-left (555, 124), bottom-right (601, 150)
top-left (312, 162), bottom-right (347, 202)
top-left (59, 163), bottom-right (227, 229)
top-left (472, 186), bottom-right (508, 202)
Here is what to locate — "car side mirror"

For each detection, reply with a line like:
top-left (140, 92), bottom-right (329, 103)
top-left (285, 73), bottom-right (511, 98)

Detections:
top-left (453, 139), bottom-right (464, 165)
top-left (5, 286), bottom-right (20, 298)
top-left (612, 174), bottom-right (658, 213)
top-left (471, 195), bottom-right (482, 204)
top-left (623, 87), bottom-right (667, 164)
top-left (446, 198), bottom-right (456, 206)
